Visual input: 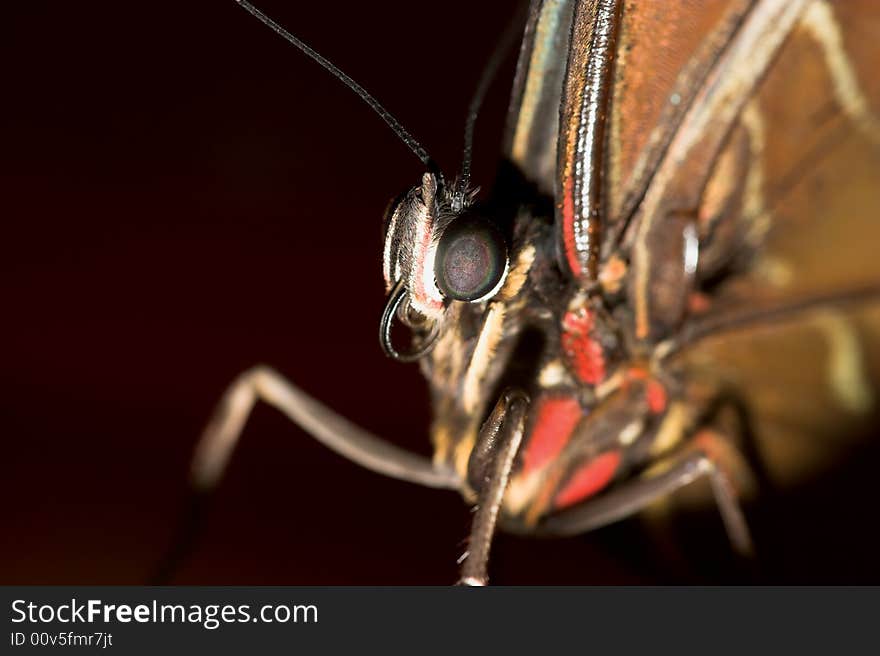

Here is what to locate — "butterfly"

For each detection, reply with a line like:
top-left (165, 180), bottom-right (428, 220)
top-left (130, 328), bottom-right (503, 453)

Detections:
top-left (183, 0), bottom-right (880, 584)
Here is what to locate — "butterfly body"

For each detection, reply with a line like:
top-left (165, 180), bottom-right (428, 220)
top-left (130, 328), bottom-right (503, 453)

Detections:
top-left (398, 0), bottom-right (880, 540)
top-left (196, 0), bottom-right (880, 583)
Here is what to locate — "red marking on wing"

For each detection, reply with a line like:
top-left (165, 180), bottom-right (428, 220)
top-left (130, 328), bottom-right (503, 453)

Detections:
top-left (561, 309), bottom-right (606, 385)
top-left (694, 430), bottom-right (723, 460)
top-left (522, 397), bottom-right (583, 476)
top-left (623, 369), bottom-right (666, 414)
top-left (562, 176), bottom-right (582, 279)
top-left (626, 367), bottom-right (648, 381)
top-left (692, 429), bottom-right (746, 496)
top-left (646, 380), bottom-right (667, 414)
top-left (688, 292), bottom-right (711, 314)
top-left (553, 450), bottom-right (622, 509)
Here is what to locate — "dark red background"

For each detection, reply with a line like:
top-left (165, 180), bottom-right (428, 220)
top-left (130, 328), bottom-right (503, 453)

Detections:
top-left (4, 1), bottom-right (879, 585)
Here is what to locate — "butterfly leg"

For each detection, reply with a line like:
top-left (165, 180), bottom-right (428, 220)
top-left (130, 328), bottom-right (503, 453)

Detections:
top-left (535, 429), bottom-right (754, 556)
top-left (191, 365), bottom-right (460, 491)
top-left (153, 365), bottom-right (459, 583)
top-left (458, 389), bottom-right (530, 586)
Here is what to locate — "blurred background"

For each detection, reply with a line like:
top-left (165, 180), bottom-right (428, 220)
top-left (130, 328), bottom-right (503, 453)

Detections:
top-left (4, 1), bottom-right (880, 585)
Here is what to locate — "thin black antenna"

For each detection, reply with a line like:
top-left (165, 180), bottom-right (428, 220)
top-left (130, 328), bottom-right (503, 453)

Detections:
top-left (455, 4), bottom-right (526, 206)
top-left (235, 0), bottom-right (435, 170)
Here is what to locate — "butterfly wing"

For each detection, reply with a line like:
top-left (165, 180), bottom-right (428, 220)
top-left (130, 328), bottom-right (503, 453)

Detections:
top-left (504, 0), bottom-right (576, 197)
top-left (504, 0), bottom-right (880, 488)
top-left (671, 0), bottom-right (880, 487)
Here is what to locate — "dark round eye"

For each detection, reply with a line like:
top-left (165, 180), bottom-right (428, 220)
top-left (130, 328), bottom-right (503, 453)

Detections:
top-left (435, 214), bottom-right (508, 302)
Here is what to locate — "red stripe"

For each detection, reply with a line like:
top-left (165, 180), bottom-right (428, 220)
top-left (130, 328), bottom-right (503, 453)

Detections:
top-left (561, 310), bottom-right (606, 385)
top-left (554, 450), bottom-right (622, 509)
top-left (646, 380), bottom-right (668, 414)
top-left (522, 397), bottom-right (583, 476)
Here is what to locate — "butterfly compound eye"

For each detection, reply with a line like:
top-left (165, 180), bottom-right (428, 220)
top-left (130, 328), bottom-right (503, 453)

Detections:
top-left (435, 215), bottom-right (508, 302)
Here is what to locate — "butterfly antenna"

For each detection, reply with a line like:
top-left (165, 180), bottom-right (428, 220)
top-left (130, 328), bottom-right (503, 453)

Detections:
top-left (235, 0), bottom-right (437, 172)
top-left (455, 3), bottom-right (526, 208)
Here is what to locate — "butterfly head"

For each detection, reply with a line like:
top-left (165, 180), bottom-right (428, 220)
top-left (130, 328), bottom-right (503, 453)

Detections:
top-left (380, 172), bottom-right (509, 361)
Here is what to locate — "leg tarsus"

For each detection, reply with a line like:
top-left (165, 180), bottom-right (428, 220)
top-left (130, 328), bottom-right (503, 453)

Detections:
top-left (149, 488), bottom-right (210, 584)
top-left (702, 456), bottom-right (754, 557)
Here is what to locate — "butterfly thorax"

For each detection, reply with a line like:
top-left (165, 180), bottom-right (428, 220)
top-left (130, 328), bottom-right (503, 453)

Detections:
top-left (421, 205), bottom-right (687, 528)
